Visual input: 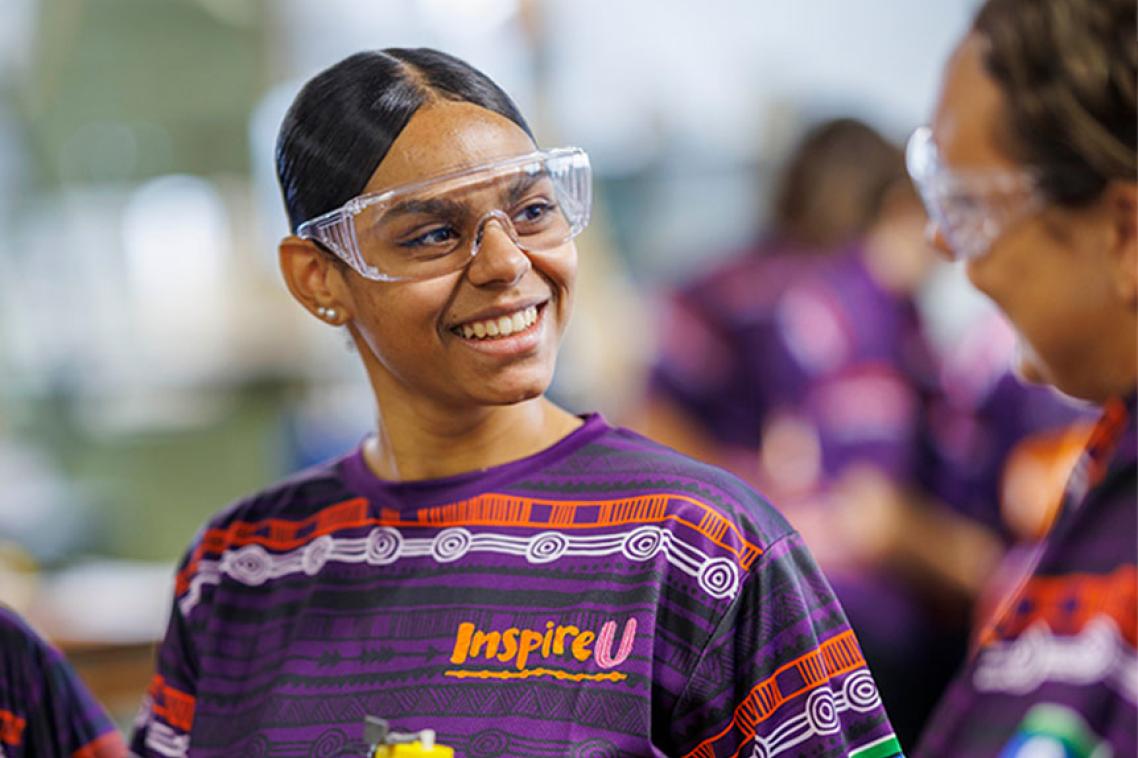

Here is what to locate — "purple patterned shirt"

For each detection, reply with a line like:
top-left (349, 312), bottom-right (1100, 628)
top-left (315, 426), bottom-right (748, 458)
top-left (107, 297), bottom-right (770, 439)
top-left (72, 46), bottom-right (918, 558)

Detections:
top-left (917, 394), bottom-right (1138, 756)
top-left (131, 415), bottom-right (901, 757)
top-left (0, 606), bottom-right (125, 757)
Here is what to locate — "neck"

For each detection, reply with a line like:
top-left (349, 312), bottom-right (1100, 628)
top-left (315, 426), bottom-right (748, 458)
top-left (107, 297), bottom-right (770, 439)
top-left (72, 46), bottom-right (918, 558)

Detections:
top-left (363, 396), bottom-right (583, 482)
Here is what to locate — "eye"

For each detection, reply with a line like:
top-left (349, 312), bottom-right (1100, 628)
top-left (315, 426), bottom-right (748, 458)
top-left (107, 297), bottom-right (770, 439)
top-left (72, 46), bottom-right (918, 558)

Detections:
top-left (512, 200), bottom-right (557, 228)
top-left (401, 226), bottom-right (460, 249)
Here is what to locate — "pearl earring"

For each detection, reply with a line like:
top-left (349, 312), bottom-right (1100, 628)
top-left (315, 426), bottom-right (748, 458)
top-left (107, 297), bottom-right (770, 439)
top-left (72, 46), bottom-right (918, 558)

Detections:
top-left (316, 306), bottom-right (338, 321)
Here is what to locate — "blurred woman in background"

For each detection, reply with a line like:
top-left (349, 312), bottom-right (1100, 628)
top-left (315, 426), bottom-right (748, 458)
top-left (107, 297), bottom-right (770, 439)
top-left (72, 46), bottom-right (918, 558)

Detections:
top-left (909, 0), bottom-right (1137, 753)
top-left (130, 48), bottom-right (901, 757)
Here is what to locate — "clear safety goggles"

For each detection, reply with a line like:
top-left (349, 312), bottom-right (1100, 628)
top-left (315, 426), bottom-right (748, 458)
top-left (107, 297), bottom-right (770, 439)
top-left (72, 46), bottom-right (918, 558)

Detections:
top-left (296, 147), bottom-right (592, 282)
top-left (906, 126), bottom-right (1044, 261)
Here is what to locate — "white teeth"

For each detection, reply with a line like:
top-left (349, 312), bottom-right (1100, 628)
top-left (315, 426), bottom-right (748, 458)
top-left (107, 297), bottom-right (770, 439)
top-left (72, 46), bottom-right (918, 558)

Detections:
top-left (456, 305), bottom-right (541, 341)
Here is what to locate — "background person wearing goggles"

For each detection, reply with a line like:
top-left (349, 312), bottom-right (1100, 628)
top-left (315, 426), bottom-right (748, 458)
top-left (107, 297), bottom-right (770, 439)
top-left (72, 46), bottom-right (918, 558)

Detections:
top-left (130, 48), bottom-right (900, 757)
top-left (908, 0), bottom-right (1137, 755)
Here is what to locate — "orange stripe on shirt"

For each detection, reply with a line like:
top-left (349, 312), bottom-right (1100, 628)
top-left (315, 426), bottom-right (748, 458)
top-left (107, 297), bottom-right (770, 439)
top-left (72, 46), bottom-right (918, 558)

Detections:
top-left (147, 674), bottom-right (196, 733)
top-left (0, 708), bottom-right (26, 746)
top-left (682, 630), bottom-right (866, 758)
top-left (979, 564), bottom-right (1138, 648)
top-left (175, 492), bottom-right (767, 598)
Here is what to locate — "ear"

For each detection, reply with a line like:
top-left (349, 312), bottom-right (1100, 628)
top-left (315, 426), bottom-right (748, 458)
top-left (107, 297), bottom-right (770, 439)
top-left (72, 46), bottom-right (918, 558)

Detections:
top-left (1105, 181), bottom-right (1138, 307)
top-left (278, 236), bottom-right (353, 324)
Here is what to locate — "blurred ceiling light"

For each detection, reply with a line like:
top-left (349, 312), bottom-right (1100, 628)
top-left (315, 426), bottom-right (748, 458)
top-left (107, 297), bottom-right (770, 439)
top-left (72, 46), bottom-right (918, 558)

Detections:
top-left (415, 0), bottom-right (519, 35)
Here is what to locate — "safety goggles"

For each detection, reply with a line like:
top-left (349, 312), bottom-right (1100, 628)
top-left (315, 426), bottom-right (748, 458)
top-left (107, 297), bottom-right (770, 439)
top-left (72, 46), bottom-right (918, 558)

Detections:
top-left (906, 126), bottom-right (1044, 261)
top-left (296, 147), bottom-right (592, 282)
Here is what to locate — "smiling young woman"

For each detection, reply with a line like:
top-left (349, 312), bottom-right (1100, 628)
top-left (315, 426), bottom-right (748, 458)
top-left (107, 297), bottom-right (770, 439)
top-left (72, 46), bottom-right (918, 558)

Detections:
top-left (130, 49), bottom-right (901, 757)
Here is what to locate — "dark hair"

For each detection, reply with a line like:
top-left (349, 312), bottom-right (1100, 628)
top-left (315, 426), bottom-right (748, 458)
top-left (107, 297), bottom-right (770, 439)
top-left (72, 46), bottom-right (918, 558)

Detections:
top-left (275, 48), bottom-right (534, 232)
top-left (772, 117), bottom-right (905, 250)
top-left (975, 0), bottom-right (1137, 206)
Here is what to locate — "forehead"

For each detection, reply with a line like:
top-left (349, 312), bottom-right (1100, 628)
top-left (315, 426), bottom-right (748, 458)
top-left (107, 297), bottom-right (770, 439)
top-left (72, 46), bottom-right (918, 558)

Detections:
top-left (931, 34), bottom-right (1021, 171)
top-left (362, 101), bottom-right (536, 194)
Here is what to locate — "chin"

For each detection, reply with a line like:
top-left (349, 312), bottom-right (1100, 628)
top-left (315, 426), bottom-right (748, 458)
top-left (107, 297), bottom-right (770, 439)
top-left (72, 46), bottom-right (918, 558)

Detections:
top-left (475, 385), bottom-right (546, 407)
top-left (478, 370), bottom-right (552, 406)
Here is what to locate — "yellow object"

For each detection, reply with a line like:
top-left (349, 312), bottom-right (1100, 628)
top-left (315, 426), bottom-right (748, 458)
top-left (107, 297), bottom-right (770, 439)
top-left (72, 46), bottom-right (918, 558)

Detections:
top-left (373, 741), bottom-right (454, 758)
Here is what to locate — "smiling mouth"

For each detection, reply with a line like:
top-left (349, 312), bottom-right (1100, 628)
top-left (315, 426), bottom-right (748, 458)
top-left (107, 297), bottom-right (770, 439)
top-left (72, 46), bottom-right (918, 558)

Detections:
top-left (451, 304), bottom-right (541, 340)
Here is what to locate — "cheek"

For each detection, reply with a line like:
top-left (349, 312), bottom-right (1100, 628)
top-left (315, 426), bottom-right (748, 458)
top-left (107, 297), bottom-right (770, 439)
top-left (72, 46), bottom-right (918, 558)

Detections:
top-left (350, 283), bottom-right (448, 359)
top-left (964, 223), bottom-right (1046, 318)
top-left (539, 247), bottom-right (578, 319)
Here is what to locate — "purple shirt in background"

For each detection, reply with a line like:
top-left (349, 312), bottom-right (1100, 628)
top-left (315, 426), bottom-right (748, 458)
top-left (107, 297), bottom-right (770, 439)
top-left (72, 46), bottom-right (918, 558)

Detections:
top-left (131, 415), bottom-right (901, 757)
top-left (917, 395), bottom-right (1137, 756)
top-left (652, 243), bottom-right (932, 489)
top-left (0, 606), bottom-right (125, 757)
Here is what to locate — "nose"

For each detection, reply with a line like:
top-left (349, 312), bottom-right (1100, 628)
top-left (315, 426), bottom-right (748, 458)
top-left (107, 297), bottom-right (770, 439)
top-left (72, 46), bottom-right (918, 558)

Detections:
top-left (926, 220), bottom-right (955, 262)
top-left (465, 212), bottom-right (532, 286)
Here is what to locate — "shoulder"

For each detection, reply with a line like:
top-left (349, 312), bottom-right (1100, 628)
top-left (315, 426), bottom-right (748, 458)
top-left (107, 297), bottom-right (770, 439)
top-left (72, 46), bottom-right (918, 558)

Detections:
top-left (0, 605), bottom-right (52, 658)
top-left (171, 454), bottom-right (359, 608)
top-left (214, 454), bottom-right (357, 526)
top-left (562, 424), bottom-right (796, 551)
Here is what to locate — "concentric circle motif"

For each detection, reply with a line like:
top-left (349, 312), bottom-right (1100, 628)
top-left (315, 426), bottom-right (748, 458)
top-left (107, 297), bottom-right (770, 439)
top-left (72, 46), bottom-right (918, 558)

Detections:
top-left (431, 527), bottom-right (473, 563)
top-left (525, 531), bottom-right (570, 564)
top-left (301, 535), bottom-right (335, 575)
top-left (309, 728), bottom-right (347, 758)
top-left (468, 728), bottom-right (511, 757)
top-left (573, 738), bottom-right (618, 758)
top-left (697, 557), bottom-right (740, 599)
top-left (842, 669), bottom-right (881, 712)
top-left (621, 526), bottom-right (664, 561)
top-left (225, 544), bottom-right (272, 586)
top-left (806, 686), bottom-right (841, 735)
top-left (365, 526), bottom-right (403, 565)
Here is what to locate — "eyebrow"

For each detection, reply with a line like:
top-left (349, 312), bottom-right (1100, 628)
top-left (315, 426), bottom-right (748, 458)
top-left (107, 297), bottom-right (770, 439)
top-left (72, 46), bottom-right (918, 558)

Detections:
top-left (382, 197), bottom-right (467, 220)
top-left (503, 172), bottom-right (548, 206)
top-left (368, 170), bottom-right (553, 231)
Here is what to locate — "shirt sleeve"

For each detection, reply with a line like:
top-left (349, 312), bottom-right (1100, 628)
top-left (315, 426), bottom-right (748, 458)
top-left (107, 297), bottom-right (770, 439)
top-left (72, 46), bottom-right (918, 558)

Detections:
top-left (669, 532), bottom-right (904, 758)
top-left (129, 544), bottom-right (202, 758)
top-left (0, 608), bottom-right (126, 758)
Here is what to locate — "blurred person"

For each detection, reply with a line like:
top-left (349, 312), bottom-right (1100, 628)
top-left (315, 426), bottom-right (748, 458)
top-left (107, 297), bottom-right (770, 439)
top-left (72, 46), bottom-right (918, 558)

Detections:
top-left (908, 0), bottom-right (1137, 753)
top-left (0, 605), bottom-right (125, 757)
top-left (131, 49), bottom-right (901, 757)
top-left (635, 118), bottom-right (910, 465)
top-left (633, 118), bottom-right (1088, 748)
